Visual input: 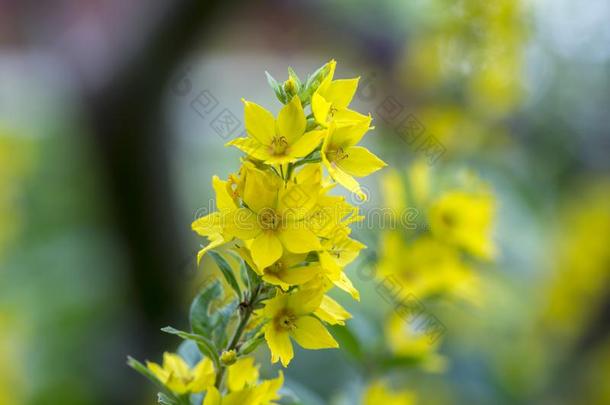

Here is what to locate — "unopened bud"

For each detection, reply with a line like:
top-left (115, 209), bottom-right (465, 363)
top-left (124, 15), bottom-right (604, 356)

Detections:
top-left (283, 77), bottom-right (298, 98)
top-left (220, 349), bottom-right (237, 365)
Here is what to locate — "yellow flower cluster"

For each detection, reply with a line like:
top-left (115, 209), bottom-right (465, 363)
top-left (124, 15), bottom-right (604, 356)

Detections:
top-left (402, 0), bottom-right (526, 153)
top-left (147, 353), bottom-right (283, 405)
top-left (377, 160), bottom-right (495, 361)
top-left (131, 60), bottom-right (386, 405)
top-left (192, 60), bottom-right (384, 368)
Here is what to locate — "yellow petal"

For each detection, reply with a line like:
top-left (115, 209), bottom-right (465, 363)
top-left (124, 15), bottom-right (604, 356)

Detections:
top-left (327, 119), bottom-right (371, 149)
top-left (212, 175), bottom-right (237, 212)
top-left (333, 271), bottom-right (361, 301)
top-left (275, 263), bottom-right (322, 286)
top-left (287, 288), bottom-right (324, 315)
top-left (243, 99), bottom-right (275, 145)
top-left (227, 357), bottom-right (259, 392)
top-left (203, 386), bottom-right (222, 405)
top-left (251, 231), bottom-right (283, 269)
top-left (312, 92), bottom-right (331, 125)
top-left (162, 352), bottom-right (191, 394)
top-left (146, 361), bottom-right (169, 384)
top-left (337, 146), bottom-right (386, 177)
top-left (332, 108), bottom-right (370, 126)
top-left (223, 208), bottom-right (261, 240)
top-left (226, 137), bottom-right (271, 161)
top-left (325, 162), bottom-right (366, 200)
top-left (241, 166), bottom-right (279, 214)
top-left (196, 235), bottom-right (226, 265)
top-left (314, 295), bottom-right (352, 325)
top-left (263, 293), bottom-right (290, 319)
top-left (192, 212), bottom-right (223, 237)
top-left (256, 371), bottom-right (284, 404)
top-left (277, 224), bottom-right (321, 253)
top-left (288, 129), bottom-right (326, 159)
top-left (324, 78), bottom-right (359, 109)
top-left (189, 357), bottom-right (215, 393)
top-left (264, 325), bottom-right (294, 367)
top-left (163, 352), bottom-right (190, 379)
top-left (277, 96), bottom-right (306, 143)
top-left (291, 316), bottom-right (338, 350)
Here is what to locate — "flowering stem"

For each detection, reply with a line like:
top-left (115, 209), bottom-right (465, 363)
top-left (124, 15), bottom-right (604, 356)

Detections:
top-left (214, 283), bottom-right (263, 388)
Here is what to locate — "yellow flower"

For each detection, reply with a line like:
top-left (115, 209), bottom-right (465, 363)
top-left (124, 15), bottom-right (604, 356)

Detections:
top-left (363, 380), bottom-right (416, 405)
top-left (239, 248), bottom-right (322, 290)
top-left (146, 352), bottom-right (215, 394)
top-left (226, 357), bottom-right (259, 391)
top-left (318, 236), bottom-right (364, 300)
top-left (314, 294), bottom-right (352, 325)
top-left (378, 232), bottom-right (478, 302)
top-left (224, 163), bottom-right (322, 269)
top-left (227, 96), bottom-right (326, 164)
top-left (203, 371), bottom-right (283, 405)
top-left (385, 312), bottom-right (447, 373)
top-left (311, 60), bottom-right (369, 126)
top-left (321, 121), bottom-right (386, 199)
top-left (192, 175), bottom-right (239, 263)
top-left (263, 289), bottom-right (338, 366)
top-left (428, 190), bottom-right (496, 260)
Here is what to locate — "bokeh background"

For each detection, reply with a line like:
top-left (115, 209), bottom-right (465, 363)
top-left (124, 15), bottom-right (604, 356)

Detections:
top-left (1, 0), bottom-right (609, 404)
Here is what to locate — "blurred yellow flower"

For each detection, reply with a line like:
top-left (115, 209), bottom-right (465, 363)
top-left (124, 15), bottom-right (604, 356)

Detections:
top-left (226, 357), bottom-right (259, 392)
top-left (428, 190), bottom-right (496, 260)
top-left (363, 380), bottom-right (416, 405)
top-left (385, 312), bottom-right (447, 373)
top-left (203, 371), bottom-right (283, 405)
top-left (147, 352), bottom-right (215, 395)
top-left (378, 232), bottom-right (478, 302)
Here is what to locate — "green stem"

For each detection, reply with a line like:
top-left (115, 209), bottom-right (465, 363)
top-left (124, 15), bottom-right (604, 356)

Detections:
top-left (214, 283), bottom-right (262, 388)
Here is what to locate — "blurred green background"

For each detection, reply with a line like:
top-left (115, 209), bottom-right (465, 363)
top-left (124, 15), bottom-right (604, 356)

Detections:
top-left (1, 0), bottom-right (609, 404)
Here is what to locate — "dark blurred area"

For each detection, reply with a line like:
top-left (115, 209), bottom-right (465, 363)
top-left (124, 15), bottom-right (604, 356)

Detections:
top-left (1, 0), bottom-right (609, 404)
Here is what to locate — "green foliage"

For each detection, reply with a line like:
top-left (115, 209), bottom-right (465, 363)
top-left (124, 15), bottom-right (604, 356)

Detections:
top-left (208, 250), bottom-right (242, 300)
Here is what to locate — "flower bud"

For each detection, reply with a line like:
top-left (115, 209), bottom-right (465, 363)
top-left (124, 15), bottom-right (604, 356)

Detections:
top-left (220, 349), bottom-right (237, 365)
top-left (283, 77), bottom-right (298, 98)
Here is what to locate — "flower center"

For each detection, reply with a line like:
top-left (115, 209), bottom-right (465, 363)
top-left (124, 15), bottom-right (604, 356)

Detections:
top-left (258, 208), bottom-right (280, 230)
top-left (266, 261), bottom-right (285, 274)
top-left (327, 147), bottom-right (349, 163)
top-left (441, 211), bottom-right (456, 227)
top-left (277, 312), bottom-right (297, 331)
top-left (271, 136), bottom-right (289, 155)
top-left (329, 105), bottom-right (338, 118)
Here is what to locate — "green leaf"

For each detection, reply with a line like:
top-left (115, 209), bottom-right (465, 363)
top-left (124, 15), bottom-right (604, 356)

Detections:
top-left (239, 333), bottom-right (265, 355)
top-left (213, 299), bottom-right (239, 348)
top-left (266, 71), bottom-right (287, 104)
top-left (127, 356), bottom-right (166, 391)
top-left (161, 327), bottom-right (220, 368)
top-left (377, 354), bottom-right (427, 370)
top-left (328, 324), bottom-right (363, 361)
top-left (208, 250), bottom-right (242, 300)
top-left (301, 61), bottom-right (332, 105)
top-left (190, 280), bottom-right (222, 334)
top-left (287, 67), bottom-right (302, 88)
top-left (158, 393), bottom-right (178, 405)
top-left (189, 281), bottom-right (238, 350)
